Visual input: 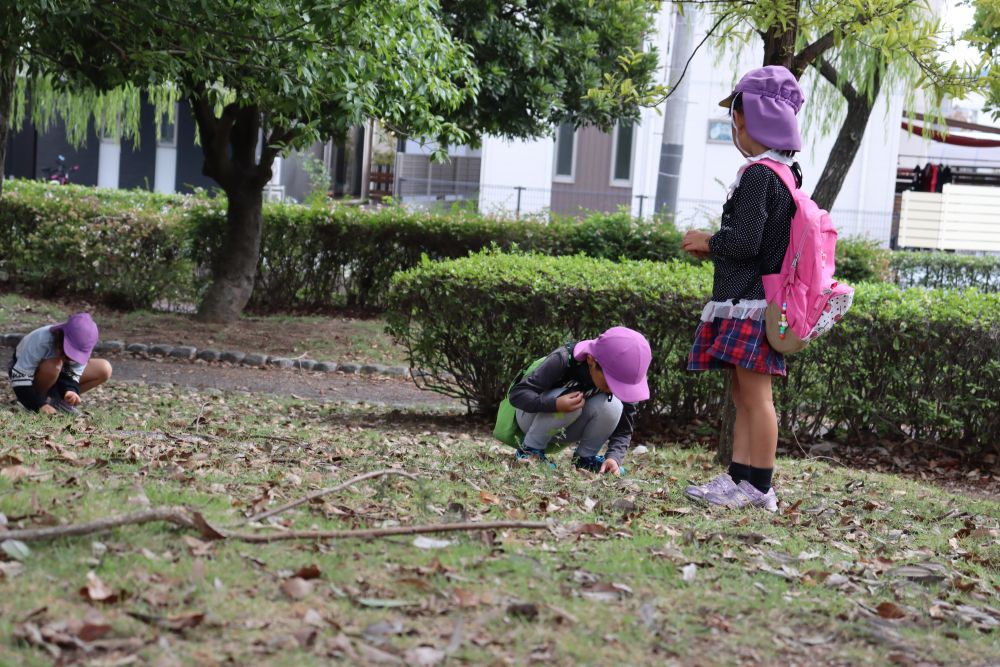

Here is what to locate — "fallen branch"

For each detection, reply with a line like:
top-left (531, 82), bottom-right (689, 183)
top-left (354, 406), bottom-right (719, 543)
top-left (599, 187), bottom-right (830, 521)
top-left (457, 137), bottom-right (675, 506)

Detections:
top-left (245, 469), bottom-right (420, 524)
top-left (1, 508), bottom-right (550, 544)
top-left (0, 507), bottom-right (197, 542)
top-left (221, 520), bottom-right (551, 543)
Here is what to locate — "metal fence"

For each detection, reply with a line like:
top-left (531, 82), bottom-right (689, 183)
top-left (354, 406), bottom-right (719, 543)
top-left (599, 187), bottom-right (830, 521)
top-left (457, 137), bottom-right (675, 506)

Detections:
top-left (391, 177), bottom-right (894, 242)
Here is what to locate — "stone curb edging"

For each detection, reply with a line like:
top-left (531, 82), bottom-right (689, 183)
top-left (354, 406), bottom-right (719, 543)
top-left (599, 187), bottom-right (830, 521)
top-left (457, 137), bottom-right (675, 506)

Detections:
top-left (0, 332), bottom-right (418, 380)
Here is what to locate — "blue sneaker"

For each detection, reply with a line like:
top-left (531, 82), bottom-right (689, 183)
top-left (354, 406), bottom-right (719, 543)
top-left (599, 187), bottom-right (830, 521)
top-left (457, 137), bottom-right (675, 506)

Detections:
top-left (515, 447), bottom-right (555, 469)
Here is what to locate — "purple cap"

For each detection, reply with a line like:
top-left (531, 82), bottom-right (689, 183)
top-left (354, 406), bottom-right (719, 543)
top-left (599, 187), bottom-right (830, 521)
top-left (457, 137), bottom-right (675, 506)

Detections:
top-left (51, 312), bottom-right (98, 365)
top-left (573, 326), bottom-right (651, 403)
top-left (720, 65), bottom-right (804, 151)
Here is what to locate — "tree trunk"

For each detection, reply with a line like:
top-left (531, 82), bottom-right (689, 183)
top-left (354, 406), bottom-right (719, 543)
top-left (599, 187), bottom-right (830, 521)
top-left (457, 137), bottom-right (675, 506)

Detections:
top-left (811, 63), bottom-right (883, 211)
top-left (762, 0), bottom-right (800, 69)
top-left (0, 60), bottom-right (17, 199)
top-left (189, 97), bottom-right (285, 324)
top-left (195, 185), bottom-right (264, 323)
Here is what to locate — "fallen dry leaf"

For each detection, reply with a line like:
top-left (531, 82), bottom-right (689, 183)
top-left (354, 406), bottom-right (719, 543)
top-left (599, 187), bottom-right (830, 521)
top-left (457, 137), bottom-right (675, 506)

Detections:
top-left (404, 646), bottom-right (445, 666)
top-left (507, 602), bottom-right (539, 620)
top-left (479, 490), bottom-right (500, 505)
top-left (292, 564), bottom-right (322, 580)
top-left (80, 571), bottom-right (120, 603)
top-left (876, 601), bottom-right (906, 619)
top-left (281, 577), bottom-right (313, 600)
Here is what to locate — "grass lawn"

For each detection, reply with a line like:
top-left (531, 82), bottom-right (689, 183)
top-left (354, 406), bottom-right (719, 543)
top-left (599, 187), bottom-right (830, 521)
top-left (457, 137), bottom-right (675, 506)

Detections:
top-left (0, 384), bottom-right (997, 666)
top-left (0, 293), bottom-right (407, 365)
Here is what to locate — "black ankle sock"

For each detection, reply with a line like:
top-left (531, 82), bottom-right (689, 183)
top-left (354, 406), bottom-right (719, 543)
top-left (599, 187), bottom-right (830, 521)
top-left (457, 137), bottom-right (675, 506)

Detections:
top-left (749, 466), bottom-right (773, 493)
top-left (728, 462), bottom-right (752, 484)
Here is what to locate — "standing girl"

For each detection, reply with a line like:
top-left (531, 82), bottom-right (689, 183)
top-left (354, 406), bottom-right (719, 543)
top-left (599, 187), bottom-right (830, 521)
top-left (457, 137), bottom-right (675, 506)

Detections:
top-left (680, 66), bottom-right (805, 512)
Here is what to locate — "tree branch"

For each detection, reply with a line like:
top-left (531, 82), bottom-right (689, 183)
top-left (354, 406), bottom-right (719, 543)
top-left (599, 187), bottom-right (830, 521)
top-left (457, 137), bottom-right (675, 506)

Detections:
top-left (0, 508), bottom-right (551, 544)
top-left (816, 57), bottom-right (859, 106)
top-left (792, 30), bottom-right (835, 76)
top-left (245, 469), bottom-right (419, 524)
top-left (0, 507), bottom-right (197, 542)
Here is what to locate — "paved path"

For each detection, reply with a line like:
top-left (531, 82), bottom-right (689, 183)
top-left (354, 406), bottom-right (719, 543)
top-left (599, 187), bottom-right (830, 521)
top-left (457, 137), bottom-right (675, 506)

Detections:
top-left (108, 357), bottom-right (462, 409)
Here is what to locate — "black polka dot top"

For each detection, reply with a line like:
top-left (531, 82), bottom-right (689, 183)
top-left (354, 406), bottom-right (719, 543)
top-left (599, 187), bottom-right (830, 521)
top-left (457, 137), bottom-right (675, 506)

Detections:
top-left (708, 163), bottom-right (796, 302)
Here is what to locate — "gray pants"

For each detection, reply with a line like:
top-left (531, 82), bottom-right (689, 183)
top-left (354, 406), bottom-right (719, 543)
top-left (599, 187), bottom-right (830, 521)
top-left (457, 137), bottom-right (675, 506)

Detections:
top-left (515, 388), bottom-right (623, 457)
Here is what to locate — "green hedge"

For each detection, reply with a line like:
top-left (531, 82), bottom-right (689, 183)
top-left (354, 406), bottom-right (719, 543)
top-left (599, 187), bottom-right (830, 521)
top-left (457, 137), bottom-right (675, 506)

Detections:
top-left (387, 251), bottom-right (1000, 454)
top-left (890, 251), bottom-right (1000, 291)
top-left (3, 179), bottom-right (1000, 313)
top-left (0, 181), bottom-right (195, 308)
top-left (1, 179), bottom-right (682, 311)
top-left (187, 202), bottom-right (684, 311)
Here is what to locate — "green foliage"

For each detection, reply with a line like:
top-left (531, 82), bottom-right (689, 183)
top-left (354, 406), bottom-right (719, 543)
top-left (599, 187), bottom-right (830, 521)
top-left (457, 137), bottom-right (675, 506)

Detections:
top-left (966, 0), bottom-right (1000, 119)
top-left (0, 181), bottom-right (194, 308)
top-left (890, 251), bottom-right (1000, 291)
top-left (388, 251), bottom-right (1000, 454)
top-left (836, 237), bottom-right (892, 284)
top-left (0, 180), bottom-right (682, 312)
top-left (188, 203), bottom-right (684, 311)
top-left (299, 154), bottom-right (332, 209)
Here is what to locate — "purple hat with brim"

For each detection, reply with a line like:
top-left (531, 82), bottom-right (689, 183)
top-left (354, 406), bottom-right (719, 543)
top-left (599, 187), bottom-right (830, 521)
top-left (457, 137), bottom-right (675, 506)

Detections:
top-left (573, 326), bottom-right (651, 403)
top-left (720, 65), bottom-right (804, 151)
top-left (51, 312), bottom-right (98, 365)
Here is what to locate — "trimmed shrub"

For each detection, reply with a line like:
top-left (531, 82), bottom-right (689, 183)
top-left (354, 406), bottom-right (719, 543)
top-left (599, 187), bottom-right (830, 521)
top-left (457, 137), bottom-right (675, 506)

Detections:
top-left (386, 251), bottom-right (719, 419)
top-left (0, 181), bottom-right (195, 308)
top-left (836, 237), bottom-right (891, 284)
top-left (890, 251), bottom-right (1000, 291)
top-left (387, 251), bottom-right (1000, 454)
top-left (187, 202), bottom-right (684, 311)
top-left (1, 180), bottom-right (682, 312)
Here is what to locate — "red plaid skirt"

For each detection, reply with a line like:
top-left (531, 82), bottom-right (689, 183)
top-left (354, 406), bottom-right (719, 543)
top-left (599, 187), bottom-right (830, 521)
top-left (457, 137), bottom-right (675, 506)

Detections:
top-left (688, 317), bottom-right (786, 377)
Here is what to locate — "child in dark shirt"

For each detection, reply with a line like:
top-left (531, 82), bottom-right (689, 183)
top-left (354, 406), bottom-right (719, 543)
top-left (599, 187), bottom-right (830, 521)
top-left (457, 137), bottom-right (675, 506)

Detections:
top-left (8, 313), bottom-right (112, 415)
top-left (681, 66), bottom-right (805, 512)
top-left (507, 327), bottom-right (651, 475)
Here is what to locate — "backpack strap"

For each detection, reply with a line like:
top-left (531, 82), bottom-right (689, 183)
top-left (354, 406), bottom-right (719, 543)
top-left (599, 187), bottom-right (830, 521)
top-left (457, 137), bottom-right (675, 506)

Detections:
top-left (754, 158), bottom-right (798, 197)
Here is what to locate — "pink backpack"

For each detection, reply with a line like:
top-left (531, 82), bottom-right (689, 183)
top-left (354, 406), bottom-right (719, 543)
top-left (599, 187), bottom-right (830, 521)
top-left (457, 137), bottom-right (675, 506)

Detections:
top-left (755, 159), bottom-right (854, 354)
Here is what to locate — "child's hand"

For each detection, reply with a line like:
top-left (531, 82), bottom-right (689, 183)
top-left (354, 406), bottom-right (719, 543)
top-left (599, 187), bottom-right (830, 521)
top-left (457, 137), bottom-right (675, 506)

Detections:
top-left (63, 391), bottom-right (82, 406)
top-left (682, 230), bottom-right (711, 257)
top-left (600, 458), bottom-right (621, 475)
top-left (39, 404), bottom-right (57, 415)
top-left (555, 392), bottom-right (585, 413)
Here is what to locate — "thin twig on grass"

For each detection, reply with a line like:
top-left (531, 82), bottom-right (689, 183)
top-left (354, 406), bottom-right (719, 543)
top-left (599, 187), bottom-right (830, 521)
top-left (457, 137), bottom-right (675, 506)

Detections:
top-left (247, 433), bottom-right (303, 446)
top-left (0, 508), bottom-right (550, 544)
top-left (219, 520), bottom-right (552, 543)
top-left (0, 507), bottom-right (197, 542)
top-left (245, 469), bottom-right (420, 524)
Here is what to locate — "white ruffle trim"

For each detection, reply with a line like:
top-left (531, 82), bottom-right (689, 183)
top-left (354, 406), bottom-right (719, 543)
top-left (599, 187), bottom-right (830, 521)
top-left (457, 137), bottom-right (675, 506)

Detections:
top-left (699, 299), bottom-right (768, 322)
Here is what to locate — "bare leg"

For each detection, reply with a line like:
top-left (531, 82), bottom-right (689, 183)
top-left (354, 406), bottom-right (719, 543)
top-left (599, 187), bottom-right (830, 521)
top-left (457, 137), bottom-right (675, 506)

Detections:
top-left (78, 359), bottom-right (112, 394)
top-left (730, 370), bottom-right (752, 465)
top-left (733, 365), bottom-right (777, 468)
top-left (32, 358), bottom-right (63, 396)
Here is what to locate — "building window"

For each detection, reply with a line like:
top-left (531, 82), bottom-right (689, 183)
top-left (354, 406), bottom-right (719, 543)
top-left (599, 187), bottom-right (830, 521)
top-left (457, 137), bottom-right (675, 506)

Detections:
top-left (610, 121), bottom-right (635, 186)
top-left (707, 118), bottom-right (733, 144)
top-left (553, 123), bottom-right (576, 182)
top-left (158, 106), bottom-right (178, 147)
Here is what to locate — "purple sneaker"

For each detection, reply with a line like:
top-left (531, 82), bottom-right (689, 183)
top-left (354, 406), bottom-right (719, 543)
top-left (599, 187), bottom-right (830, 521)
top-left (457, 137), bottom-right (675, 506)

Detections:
top-left (684, 473), bottom-right (737, 502)
top-left (705, 480), bottom-right (778, 512)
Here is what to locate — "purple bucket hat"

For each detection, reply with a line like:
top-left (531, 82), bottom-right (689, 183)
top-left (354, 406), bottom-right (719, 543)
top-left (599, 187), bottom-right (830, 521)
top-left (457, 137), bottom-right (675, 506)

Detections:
top-left (720, 65), bottom-right (804, 151)
top-left (574, 326), bottom-right (651, 403)
top-left (51, 312), bottom-right (98, 365)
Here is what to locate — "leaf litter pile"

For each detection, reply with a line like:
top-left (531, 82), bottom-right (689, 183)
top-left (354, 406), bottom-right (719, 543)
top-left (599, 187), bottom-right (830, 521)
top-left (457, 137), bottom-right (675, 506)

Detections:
top-left (0, 383), bottom-right (997, 666)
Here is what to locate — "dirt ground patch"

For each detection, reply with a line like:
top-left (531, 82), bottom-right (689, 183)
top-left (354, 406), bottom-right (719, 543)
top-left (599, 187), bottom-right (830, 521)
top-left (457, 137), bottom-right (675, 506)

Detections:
top-left (103, 356), bottom-right (461, 410)
top-left (0, 293), bottom-right (407, 364)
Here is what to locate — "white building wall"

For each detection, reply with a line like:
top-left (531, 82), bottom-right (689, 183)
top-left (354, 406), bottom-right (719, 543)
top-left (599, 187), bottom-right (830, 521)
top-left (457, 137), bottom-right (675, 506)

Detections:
top-left (673, 16), bottom-right (902, 244)
top-left (475, 5), bottom-right (906, 241)
top-left (478, 136), bottom-right (553, 216)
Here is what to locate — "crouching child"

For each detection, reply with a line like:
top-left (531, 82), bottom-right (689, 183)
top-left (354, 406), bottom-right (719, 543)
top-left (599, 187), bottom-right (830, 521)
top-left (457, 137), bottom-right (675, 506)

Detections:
top-left (8, 313), bottom-right (112, 415)
top-left (494, 327), bottom-right (651, 475)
